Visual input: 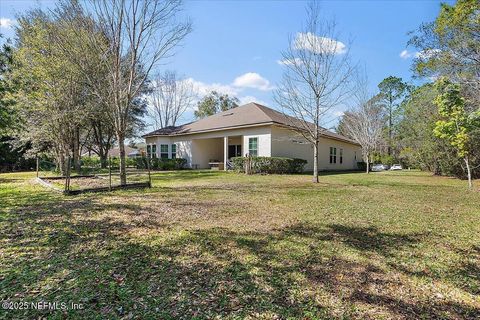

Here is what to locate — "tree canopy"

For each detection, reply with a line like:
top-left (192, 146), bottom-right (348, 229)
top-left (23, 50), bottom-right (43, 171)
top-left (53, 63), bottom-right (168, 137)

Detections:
top-left (194, 91), bottom-right (239, 119)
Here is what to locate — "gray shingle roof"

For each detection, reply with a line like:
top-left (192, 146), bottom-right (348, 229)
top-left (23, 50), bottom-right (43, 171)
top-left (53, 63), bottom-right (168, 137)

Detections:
top-left (143, 103), bottom-right (359, 145)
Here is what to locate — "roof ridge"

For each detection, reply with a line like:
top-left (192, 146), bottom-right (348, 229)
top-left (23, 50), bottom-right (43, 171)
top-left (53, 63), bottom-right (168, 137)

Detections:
top-left (250, 103), bottom-right (289, 122)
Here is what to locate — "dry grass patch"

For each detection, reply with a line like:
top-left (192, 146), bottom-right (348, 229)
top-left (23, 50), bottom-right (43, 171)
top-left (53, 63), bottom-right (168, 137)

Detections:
top-left (0, 170), bottom-right (479, 319)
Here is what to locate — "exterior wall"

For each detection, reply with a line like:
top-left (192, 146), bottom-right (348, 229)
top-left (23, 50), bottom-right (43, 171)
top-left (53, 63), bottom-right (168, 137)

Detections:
top-left (175, 140), bottom-right (193, 165)
top-left (317, 136), bottom-right (362, 171)
top-left (270, 126), bottom-right (314, 169)
top-left (270, 126), bottom-right (361, 171)
top-left (144, 136), bottom-right (171, 158)
top-left (190, 138), bottom-right (223, 169)
top-left (146, 124), bottom-right (360, 171)
top-left (242, 131), bottom-right (271, 157)
top-left (145, 125), bottom-right (272, 168)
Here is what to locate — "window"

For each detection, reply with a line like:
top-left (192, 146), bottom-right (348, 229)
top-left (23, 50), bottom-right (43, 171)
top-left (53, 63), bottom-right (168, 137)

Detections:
top-left (248, 137), bottom-right (258, 156)
top-left (151, 144), bottom-right (157, 158)
top-left (354, 151), bottom-right (357, 161)
top-left (329, 147), bottom-right (337, 164)
top-left (340, 149), bottom-right (343, 164)
top-left (160, 144), bottom-right (169, 159)
top-left (171, 144), bottom-right (177, 159)
top-left (147, 144), bottom-right (157, 158)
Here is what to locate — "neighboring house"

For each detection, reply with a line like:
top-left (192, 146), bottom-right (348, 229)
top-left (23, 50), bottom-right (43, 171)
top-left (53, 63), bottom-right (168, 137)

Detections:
top-left (127, 143), bottom-right (146, 158)
top-left (108, 146), bottom-right (140, 158)
top-left (143, 103), bottom-right (362, 171)
top-left (81, 144), bottom-right (146, 159)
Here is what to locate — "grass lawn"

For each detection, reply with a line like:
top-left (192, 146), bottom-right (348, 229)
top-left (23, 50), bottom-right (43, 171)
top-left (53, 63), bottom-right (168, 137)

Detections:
top-left (0, 170), bottom-right (479, 319)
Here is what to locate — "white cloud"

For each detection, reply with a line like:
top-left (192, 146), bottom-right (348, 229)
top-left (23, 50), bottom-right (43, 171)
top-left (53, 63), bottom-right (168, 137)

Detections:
top-left (332, 110), bottom-right (344, 117)
top-left (185, 77), bottom-right (239, 97)
top-left (233, 72), bottom-right (274, 91)
top-left (162, 73), bottom-right (273, 109)
top-left (238, 95), bottom-right (267, 106)
top-left (416, 49), bottom-right (441, 59)
top-left (399, 48), bottom-right (440, 60)
top-left (399, 49), bottom-right (411, 59)
top-left (276, 58), bottom-right (303, 66)
top-left (0, 18), bottom-right (15, 29)
top-left (294, 32), bottom-right (346, 55)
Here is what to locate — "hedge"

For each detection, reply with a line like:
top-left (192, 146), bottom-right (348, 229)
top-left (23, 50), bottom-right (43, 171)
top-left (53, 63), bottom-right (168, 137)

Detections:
top-left (136, 157), bottom-right (187, 170)
top-left (357, 161), bottom-right (367, 171)
top-left (231, 156), bottom-right (307, 174)
top-left (81, 156), bottom-right (137, 169)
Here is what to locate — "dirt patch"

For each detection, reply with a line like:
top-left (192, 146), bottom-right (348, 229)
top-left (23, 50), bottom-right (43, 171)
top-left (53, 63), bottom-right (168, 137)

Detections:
top-left (44, 177), bottom-right (110, 189)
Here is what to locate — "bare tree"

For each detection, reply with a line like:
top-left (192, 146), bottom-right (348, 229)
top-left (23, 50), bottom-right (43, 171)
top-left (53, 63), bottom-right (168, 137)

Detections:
top-left (274, 2), bottom-right (355, 183)
top-left (149, 70), bottom-right (194, 129)
top-left (77, 0), bottom-right (192, 185)
top-left (341, 75), bottom-right (385, 173)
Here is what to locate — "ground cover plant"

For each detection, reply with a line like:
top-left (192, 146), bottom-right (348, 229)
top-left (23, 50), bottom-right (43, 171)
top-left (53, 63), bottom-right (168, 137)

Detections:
top-left (0, 170), bottom-right (479, 319)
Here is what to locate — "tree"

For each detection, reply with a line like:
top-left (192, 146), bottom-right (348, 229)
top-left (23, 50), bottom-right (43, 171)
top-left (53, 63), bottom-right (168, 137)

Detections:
top-left (274, 2), bottom-right (355, 183)
top-left (409, 0), bottom-right (479, 110)
top-left (377, 76), bottom-right (408, 156)
top-left (0, 36), bottom-right (16, 137)
top-left (407, 0), bottom-right (480, 182)
top-left (150, 70), bottom-right (194, 128)
top-left (69, 0), bottom-right (191, 185)
top-left (12, 9), bottom-right (89, 175)
top-left (433, 78), bottom-right (480, 189)
top-left (194, 91), bottom-right (239, 119)
top-left (340, 76), bottom-right (385, 174)
top-left (397, 84), bottom-right (441, 173)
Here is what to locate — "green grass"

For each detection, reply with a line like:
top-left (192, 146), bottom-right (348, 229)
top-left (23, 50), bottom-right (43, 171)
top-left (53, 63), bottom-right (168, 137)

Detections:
top-left (0, 170), bottom-right (479, 319)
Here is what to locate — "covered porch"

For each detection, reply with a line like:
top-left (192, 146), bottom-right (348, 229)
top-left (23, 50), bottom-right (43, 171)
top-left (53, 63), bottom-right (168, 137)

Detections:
top-left (190, 135), bottom-right (243, 170)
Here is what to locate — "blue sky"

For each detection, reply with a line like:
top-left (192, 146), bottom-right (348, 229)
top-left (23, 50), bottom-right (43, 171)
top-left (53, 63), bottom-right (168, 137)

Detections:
top-left (0, 0), bottom-right (453, 130)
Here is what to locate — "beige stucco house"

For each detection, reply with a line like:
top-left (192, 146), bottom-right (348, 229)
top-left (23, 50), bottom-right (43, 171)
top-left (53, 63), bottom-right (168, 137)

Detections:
top-left (143, 103), bottom-right (362, 171)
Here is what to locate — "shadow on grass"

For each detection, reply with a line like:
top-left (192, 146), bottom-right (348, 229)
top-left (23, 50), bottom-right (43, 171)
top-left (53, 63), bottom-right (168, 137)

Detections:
top-left (151, 170), bottom-right (225, 182)
top-left (1, 187), bottom-right (479, 320)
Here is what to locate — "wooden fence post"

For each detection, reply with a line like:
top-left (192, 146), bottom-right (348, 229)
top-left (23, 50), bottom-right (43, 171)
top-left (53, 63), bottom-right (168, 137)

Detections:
top-left (36, 156), bottom-right (39, 178)
top-left (146, 155), bottom-right (151, 188)
top-left (109, 156), bottom-right (112, 192)
top-left (65, 156), bottom-right (71, 194)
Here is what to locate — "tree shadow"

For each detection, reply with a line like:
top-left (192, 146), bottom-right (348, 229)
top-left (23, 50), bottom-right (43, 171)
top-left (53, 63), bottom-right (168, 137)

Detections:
top-left (325, 224), bottom-right (426, 256)
top-left (1, 192), bottom-right (479, 319)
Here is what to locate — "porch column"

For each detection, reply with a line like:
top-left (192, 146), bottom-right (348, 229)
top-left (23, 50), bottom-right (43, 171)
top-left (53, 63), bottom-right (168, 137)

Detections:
top-left (224, 136), bottom-right (228, 171)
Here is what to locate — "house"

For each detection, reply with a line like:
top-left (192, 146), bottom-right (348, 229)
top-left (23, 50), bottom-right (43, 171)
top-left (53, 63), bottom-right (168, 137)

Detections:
top-left (108, 146), bottom-right (141, 158)
top-left (142, 103), bottom-right (362, 171)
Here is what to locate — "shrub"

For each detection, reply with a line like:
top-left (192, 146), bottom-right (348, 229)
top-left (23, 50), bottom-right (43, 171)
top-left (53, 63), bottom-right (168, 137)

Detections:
top-left (135, 157), bottom-right (187, 170)
top-left (231, 156), bottom-right (307, 174)
top-left (126, 157), bottom-right (137, 167)
top-left (174, 158), bottom-right (187, 169)
top-left (357, 162), bottom-right (367, 171)
top-left (81, 156), bottom-right (101, 168)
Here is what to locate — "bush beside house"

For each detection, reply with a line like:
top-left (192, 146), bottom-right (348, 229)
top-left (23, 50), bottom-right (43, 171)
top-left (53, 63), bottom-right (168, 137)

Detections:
top-left (136, 157), bottom-right (187, 170)
top-left (231, 156), bottom-right (307, 174)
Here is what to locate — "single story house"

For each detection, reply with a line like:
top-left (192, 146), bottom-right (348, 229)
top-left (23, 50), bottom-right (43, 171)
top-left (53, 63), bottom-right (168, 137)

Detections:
top-left (143, 103), bottom-right (362, 171)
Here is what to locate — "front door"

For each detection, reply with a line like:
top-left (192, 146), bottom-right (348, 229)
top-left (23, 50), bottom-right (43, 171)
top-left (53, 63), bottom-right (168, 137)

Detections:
top-left (228, 145), bottom-right (242, 159)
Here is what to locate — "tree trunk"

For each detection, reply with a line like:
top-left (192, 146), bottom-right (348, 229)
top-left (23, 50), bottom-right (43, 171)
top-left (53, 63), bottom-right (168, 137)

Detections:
top-left (73, 128), bottom-right (81, 173)
top-left (313, 141), bottom-right (319, 183)
top-left (100, 154), bottom-right (108, 169)
top-left (98, 145), bottom-right (108, 169)
top-left (465, 156), bottom-right (473, 189)
top-left (58, 153), bottom-right (66, 176)
top-left (118, 133), bottom-right (127, 185)
top-left (388, 107), bottom-right (392, 156)
top-left (366, 154), bottom-right (370, 174)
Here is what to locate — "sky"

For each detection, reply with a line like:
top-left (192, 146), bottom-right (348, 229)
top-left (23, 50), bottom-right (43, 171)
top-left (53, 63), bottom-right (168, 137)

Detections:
top-left (0, 0), bottom-right (454, 131)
